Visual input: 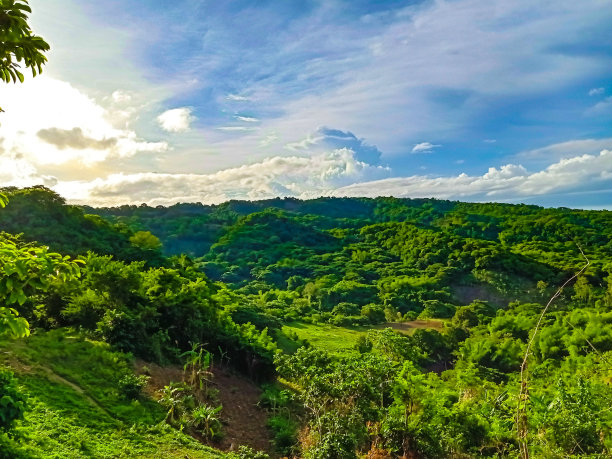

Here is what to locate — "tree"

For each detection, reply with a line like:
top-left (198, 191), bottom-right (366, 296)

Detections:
top-left (0, 196), bottom-right (82, 338)
top-left (130, 230), bottom-right (162, 251)
top-left (0, 232), bottom-right (82, 338)
top-left (1, 0), bottom-right (49, 111)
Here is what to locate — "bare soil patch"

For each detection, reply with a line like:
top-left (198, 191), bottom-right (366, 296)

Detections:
top-left (378, 320), bottom-right (444, 334)
top-left (136, 360), bottom-right (274, 456)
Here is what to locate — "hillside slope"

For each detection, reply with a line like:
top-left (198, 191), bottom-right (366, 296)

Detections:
top-left (0, 329), bottom-right (227, 459)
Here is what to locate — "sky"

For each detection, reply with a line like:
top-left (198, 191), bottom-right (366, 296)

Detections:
top-left (1, 0), bottom-right (611, 208)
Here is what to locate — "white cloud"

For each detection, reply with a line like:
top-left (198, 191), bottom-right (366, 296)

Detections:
top-left (585, 96), bottom-right (612, 117)
top-left (50, 149), bottom-right (612, 207)
top-left (53, 148), bottom-right (390, 206)
top-left (588, 87), bottom-right (605, 96)
top-left (0, 154), bottom-right (57, 188)
top-left (235, 116), bottom-right (259, 122)
top-left (5, 142), bottom-right (610, 208)
top-left (111, 90), bottom-right (133, 103)
top-left (286, 127), bottom-right (383, 164)
top-left (412, 142), bottom-right (441, 153)
top-left (216, 126), bottom-right (259, 132)
top-left (226, 94), bottom-right (250, 101)
top-left (0, 76), bottom-right (167, 167)
top-left (157, 107), bottom-right (194, 132)
top-left (259, 132), bottom-right (279, 147)
top-left (517, 138), bottom-right (612, 161)
top-left (332, 150), bottom-right (612, 202)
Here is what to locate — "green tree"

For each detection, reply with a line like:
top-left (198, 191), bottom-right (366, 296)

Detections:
top-left (0, 233), bottom-right (82, 338)
top-left (1, 0), bottom-right (50, 111)
top-left (130, 230), bottom-right (162, 251)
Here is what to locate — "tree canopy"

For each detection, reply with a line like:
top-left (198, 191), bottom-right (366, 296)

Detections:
top-left (0, 0), bottom-right (49, 110)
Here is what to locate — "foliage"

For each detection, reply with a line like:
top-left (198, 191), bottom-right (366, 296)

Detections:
top-left (190, 404), bottom-right (223, 440)
top-left (158, 381), bottom-right (194, 427)
top-left (0, 368), bottom-right (26, 434)
top-left (3, 191), bottom-right (612, 457)
top-left (117, 373), bottom-right (150, 400)
top-left (0, 329), bottom-right (225, 458)
top-left (0, 0), bottom-right (49, 111)
top-left (227, 445), bottom-right (270, 459)
top-left (0, 187), bottom-right (163, 264)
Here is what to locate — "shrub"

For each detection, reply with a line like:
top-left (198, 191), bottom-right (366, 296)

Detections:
top-left (0, 369), bottom-right (27, 434)
top-left (190, 404), bottom-right (223, 440)
top-left (259, 384), bottom-right (291, 412)
top-left (117, 373), bottom-right (149, 400)
top-left (268, 414), bottom-right (298, 456)
top-left (228, 445), bottom-right (270, 459)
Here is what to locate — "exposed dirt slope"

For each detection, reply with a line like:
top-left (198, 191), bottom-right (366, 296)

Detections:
top-left (137, 361), bottom-right (274, 456)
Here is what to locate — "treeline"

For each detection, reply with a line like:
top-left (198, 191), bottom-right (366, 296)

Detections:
top-left (0, 186), bottom-right (164, 265)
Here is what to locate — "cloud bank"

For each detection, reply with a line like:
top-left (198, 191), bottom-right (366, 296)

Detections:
top-left (44, 149), bottom-right (611, 208)
top-left (333, 150), bottom-right (612, 203)
top-left (54, 148), bottom-right (390, 206)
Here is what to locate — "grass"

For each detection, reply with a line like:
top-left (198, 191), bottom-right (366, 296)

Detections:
top-left (0, 328), bottom-right (226, 459)
top-left (281, 322), bottom-right (368, 355)
top-left (279, 320), bottom-right (447, 355)
top-left (375, 319), bottom-right (445, 335)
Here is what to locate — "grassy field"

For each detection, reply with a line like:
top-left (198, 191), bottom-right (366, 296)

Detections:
top-left (0, 329), bottom-right (226, 459)
top-left (374, 319), bottom-right (445, 334)
top-left (281, 322), bottom-right (367, 355)
top-left (280, 320), bottom-right (446, 355)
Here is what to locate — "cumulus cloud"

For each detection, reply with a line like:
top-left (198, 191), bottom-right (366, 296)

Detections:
top-left (157, 107), bottom-right (194, 132)
top-left (0, 76), bottom-right (167, 166)
top-left (332, 150), bottom-right (612, 203)
top-left (37, 127), bottom-right (117, 150)
top-left (412, 142), bottom-right (441, 153)
top-left (54, 148), bottom-right (390, 206)
top-left (286, 127), bottom-right (383, 164)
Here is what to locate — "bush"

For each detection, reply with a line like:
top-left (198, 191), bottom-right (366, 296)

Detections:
top-left (0, 369), bottom-right (27, 434)
top-left (268, 414), bottom-right (298, 456)
top-left (259, 384), bottom-right (291, 411)
top-left (228, 445), bottom-right (270, 459)
top-left (190, 404), bottom-right (223, 440)
top-left (117, 373), bottom-right (149, 400)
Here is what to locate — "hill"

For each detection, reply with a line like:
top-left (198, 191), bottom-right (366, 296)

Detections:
top-left (1, 188), bottom-right (610, 458)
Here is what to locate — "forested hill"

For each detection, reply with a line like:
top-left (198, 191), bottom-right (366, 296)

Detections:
top-left (86, 196), bottom-right (611, 261)
top-left (0, 186), bottom-right (164, 265)
top-left (2, 187), bottom-right (612, 458)
top-left (86, 195), bottom-right (611, 314)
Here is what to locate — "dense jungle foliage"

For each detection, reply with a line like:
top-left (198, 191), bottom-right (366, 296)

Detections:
top-left (1, 186), bottom-right (611, 458)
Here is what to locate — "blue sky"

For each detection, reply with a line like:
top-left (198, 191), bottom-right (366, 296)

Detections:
top-left (1, 0), bottom-right (611, 207)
